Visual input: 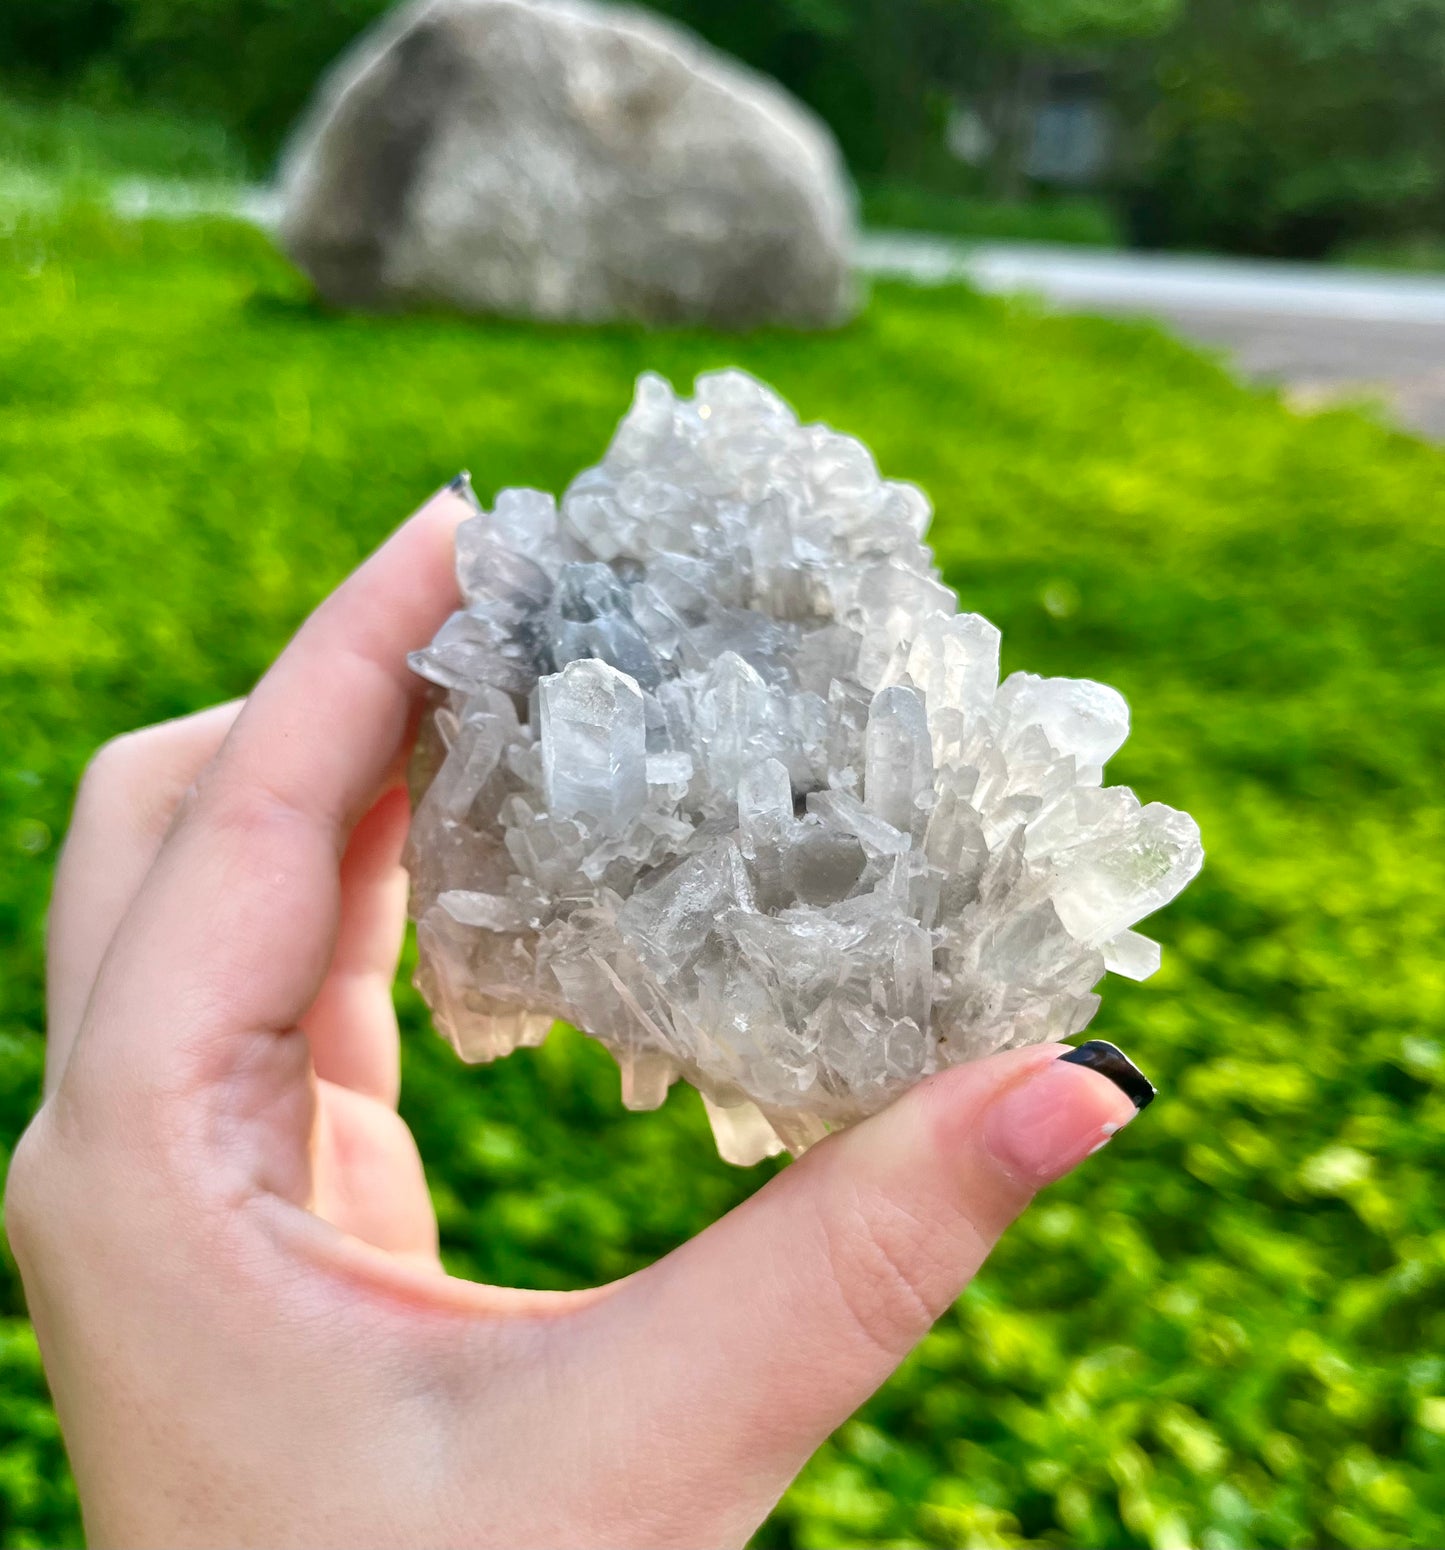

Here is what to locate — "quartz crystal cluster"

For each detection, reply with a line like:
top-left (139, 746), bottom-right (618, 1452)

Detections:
top-left (406, 370), bottom-right (1203, 1164)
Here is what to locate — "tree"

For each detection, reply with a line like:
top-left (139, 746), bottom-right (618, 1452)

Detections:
top-left (990, 0), bottom-right (1182, 48)
top-left (1121, 0), bottom-right (1445, 254)
top-left (963, 0), bottom-right (1182, 197)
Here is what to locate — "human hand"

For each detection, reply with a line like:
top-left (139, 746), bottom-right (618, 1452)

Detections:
top-left (8, 484), bottom-right (1153, 1548)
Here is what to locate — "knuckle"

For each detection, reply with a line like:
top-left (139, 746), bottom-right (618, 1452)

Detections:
top-left (197, 781), bottom-right (293, 855)
top-left (822, 1188), bottom-right (959, 1361)
top-left (74, 731), bottom-right (141, 811)
top-left (72, 725), bottom-right (173, 828)
top-left (197, 768), bottom-right (311, 844)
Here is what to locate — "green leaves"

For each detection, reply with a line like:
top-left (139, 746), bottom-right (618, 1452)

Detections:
top-left (985, 0), bottom-right (1183, 48)
top-left (1125, 0), bottom-right (1445, 253)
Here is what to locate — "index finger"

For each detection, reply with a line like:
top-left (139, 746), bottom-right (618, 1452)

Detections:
top-left (68, 483), bottom-right (469, 1101)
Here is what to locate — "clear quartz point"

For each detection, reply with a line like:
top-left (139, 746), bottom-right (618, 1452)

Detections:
top-left (864, 685), bottom-right (934, 836)
top-left (540, 658), bottom-right (647, 829)
top-left (406, 369), bottom-right (1203, 1163)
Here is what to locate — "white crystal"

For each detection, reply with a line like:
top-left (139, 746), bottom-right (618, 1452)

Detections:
top-left (903, 613), bottom-right (1002, 755)
top-left (539, 658), bottom-right (647, 829)
top-left (438, 889), bottom-right (527, 932)
top-left (1050, 799), bottom-right (1202, 945)
top-left (738, 757), bottom-right (793, 827)
top-left (864, 685), bottom-right (934, 836)
top-left (646, 750), bottom-right (694, 787)
top-left (407, 370), bottom-right (1204, 1162)
top-left (997, 672), bottom-right (1130, 778)
top-left (1103, 930), bottom-right (1163, 981)
top-left (701, 1096), bottom-right (789, 1167)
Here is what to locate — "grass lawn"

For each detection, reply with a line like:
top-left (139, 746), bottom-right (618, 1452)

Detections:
top-left (1, 203), bottom-right (1443, 1549)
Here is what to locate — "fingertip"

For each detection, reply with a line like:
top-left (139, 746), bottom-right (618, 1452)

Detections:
top-left (821, 1039), bottom-right (1146, 1229)
top-left (392, 484), bottom-right (471, 577)
top-left (431, 484), bottom-right (476, 524)
top-left (845, 1044), bottom-right (1065, 1187)
top-left (418, 477), bottom-right (477, 531)
top-left (980, 1045), bottom-right (1147, 1188)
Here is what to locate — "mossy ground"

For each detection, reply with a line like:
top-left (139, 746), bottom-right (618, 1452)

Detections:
top-left (1, 204), bottom-right (1443, 1548)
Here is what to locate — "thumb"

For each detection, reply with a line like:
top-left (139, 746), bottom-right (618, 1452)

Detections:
top-left (606, 1039), bottom-right (1152, 1542)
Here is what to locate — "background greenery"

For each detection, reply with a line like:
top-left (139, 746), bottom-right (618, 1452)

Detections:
top-left (1, 197), bottom-right (1443, 1547)
top-left (0, 94), bottom-right (245, 190)
top-left (4, 0), bottom-right (1445, 259)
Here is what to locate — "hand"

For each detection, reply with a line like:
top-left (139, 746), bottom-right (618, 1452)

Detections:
top-left (8, 485), bottom-right (1150, 1548)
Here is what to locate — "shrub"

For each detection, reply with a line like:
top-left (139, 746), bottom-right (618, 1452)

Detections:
top-left (860, 182), bottom-right (1123, 245)
top-left (0, 93), bottom-right (248, 183)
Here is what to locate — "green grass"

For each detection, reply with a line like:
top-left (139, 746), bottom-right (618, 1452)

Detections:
top-left (2, 202), bottom-right (1444, 1550)
top-left (860, 181), bottom-right (1124, 247)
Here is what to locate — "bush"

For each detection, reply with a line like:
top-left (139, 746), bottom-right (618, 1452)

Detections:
top-left (861, 181), bottom-right (1123, 244)
top-left (1, 204), bottom-right (1443, 1548)
top-left (0, 93), bottom-right (248, 184)
top-left (1120, 0), bottom-right (1445, 256)
top-left (1334, 234), bottom-right (1445, 274)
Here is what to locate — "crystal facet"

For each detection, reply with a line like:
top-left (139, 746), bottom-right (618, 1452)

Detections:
top-left (406, 370), bottom-right (1204, 1162)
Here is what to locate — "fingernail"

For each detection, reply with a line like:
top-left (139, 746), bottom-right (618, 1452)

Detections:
top-left (982, 1044), bottom-right (1153, 1185)
top-left (442, 471), bottom-right (481, 513)
top-left (1058, 1040), bottom-right (1156, 1111)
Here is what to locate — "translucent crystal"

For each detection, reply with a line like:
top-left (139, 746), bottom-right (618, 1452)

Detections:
top-left (539, 658), bottom-right (647, 829)
top-left (864, 685), bottom-right (934, 836)
top-left (996, 672), bottom-right (1130, 780)
top-left (407, 370), bottom-right (1204, 1162)
top-left (1103, 929), bottom-right (1163, 982)
top-left (903, 613), bottom-right (1001, 763)
top-left (738, 757), bottom-right (793, 828)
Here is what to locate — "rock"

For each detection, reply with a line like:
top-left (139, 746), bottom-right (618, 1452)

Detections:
top-left (405, 369), bottom-right (1205, 1164)
top-left (277, 0), bottom-right (857, 327)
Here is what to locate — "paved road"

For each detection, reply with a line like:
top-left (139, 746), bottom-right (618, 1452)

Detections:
top-left (858, 233), bottom-right (1445, 440)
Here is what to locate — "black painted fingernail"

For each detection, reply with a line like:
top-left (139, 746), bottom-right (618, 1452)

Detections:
top-left (442, 470), bottom-right (482, 513)
top-left (1058, 1040), bottom-right (1156, 1111)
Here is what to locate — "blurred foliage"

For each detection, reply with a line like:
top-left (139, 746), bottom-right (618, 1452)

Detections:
top-left (4, 0), bottom-right (1445, 256)
top-left (1333, 235), bottom-right (1445, 275)
top-left (0, 93), bottom-right (245, 183)
top-left (1120, 0), bottom-right (1445, 255)
top-left (860, 181), bottom-right (1122, 246)
top-left (988, 0), bottom-right (1182, 48)
top-left (2, 203), bottom-right (1445, 1549)
top-left (0, 0), bottom-right (124, 81)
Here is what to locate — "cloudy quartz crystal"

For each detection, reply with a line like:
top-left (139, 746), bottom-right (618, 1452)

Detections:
top-left (406, 371), bottom-right (1203, 1163)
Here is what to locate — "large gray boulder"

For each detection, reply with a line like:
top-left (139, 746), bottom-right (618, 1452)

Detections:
top-left (277, 0), bottom-right (857, 327)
